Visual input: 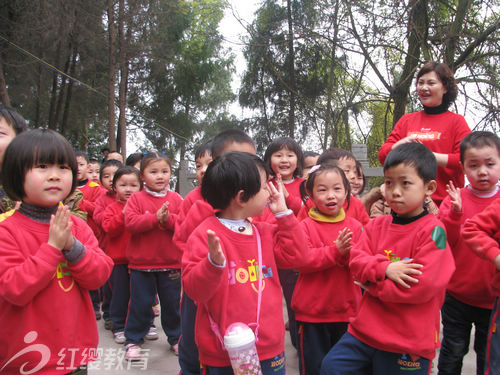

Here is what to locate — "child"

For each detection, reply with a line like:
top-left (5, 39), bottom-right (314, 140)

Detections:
top-left (182, 151), bottom-right (308, 373)
top-left (352, 160), bottom-right (366, 198)
top-left (0, 129), bottom-right (113, 373)
top-left (302, 151), bottom-right (320, 178)
top-left (321, 143), bottom-right (455, 375)
top-left (87, 159), bottom-right (101, 183)
top-left (126, 152), bottom-right (143, 169)
top-left (437, 131), bottom-right (500, 375)
top-left (292, 163), bottom-right (363, 375)
top-left (124, 152), bottom-right (183, 360)
top-left (101, 166), bottom-right (142, 344)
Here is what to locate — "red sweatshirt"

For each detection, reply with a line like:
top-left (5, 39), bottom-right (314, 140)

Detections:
top-left (0, 212), bottom-right (113, 374)
top-left (297, 195), bottom-right (370, 225)
top-left (283, 177), bottom-right (305, 215)
top-left (438, 187), bottom-right (500, 309)
top-left (102, 200), bottom-right (130, 264)
top-left (125, 189), bottom-right (182, 269)
top-left (182, 200), bottom-right (309, 366)
top-left (292, 212), bottom-right (363, 322)
top-left (77, 180), bottom-right (104, 238)
top-left (173, 186), bottom-right (204, 256)
top-left (378, 110), bottom-right (471, 205)
top-left (92, 190), bottom-right (116, 249)
top-left (462, 197), bottom-right (500, 297)
top-left (348, 214), bottom-right (455, 360)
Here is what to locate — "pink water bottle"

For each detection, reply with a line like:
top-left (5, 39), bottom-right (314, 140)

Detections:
top-left (224, 322), bottom-right (263, 375)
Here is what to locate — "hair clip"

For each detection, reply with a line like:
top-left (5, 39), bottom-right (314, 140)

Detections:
top-left (309, 165), bottom-right (321, 174)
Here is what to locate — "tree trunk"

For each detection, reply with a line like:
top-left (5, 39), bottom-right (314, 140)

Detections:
top-left (117, 0), bottom-right (127, 156)
top-left (107, 0), bottom-right (117, 150)
top-left (61, 49), bottom-right (77, 136)
top-left (0, 47), bottom-right (11, 107)
top-left (445, 0), bottom-right (471, 70)
top-left (286, 0), bottom-right (296, 139)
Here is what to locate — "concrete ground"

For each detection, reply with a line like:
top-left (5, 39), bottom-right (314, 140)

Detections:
top-left (90, 303), bottom-right (478, 374)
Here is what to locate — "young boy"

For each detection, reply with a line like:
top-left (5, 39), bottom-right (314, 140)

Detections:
top-left (87, 159), bottom-right (101, 183)
top-left (321, 143), bottom-right (455, 375)
top-left (437, 131), bottom-right (500, 375)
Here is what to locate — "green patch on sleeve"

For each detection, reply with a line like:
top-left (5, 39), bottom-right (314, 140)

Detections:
top-left (431, 226), bottom-right (447, 249)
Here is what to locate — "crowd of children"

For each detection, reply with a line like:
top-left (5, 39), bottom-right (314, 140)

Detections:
top-left (0, 100), bottom-right (500, 375)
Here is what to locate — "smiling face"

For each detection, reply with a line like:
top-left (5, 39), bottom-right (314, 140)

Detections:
top-left (337, 157), bottom-right (357, 191)
top-left (23, 163), bottom-right (73, 207)
top-left (310, 170), bottom-right (347, 217)
top-left (416, 71), bottom-right (447, 108)
top-left (270, 147), bottom-right (298, 181)
top-left (114, 173), bottom-right (141, 202)
top-left (462, 146), bottom-right (500, 192)
top-left (141, 159), bottom-right (171, 192)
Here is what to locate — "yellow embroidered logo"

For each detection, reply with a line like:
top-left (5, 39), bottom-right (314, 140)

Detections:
top-left (228, 259), bottom-right (274, 293)
top-left (55, 262), bottom-right (74, 292)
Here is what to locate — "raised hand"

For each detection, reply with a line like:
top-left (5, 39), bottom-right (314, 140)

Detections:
top-left (48, 205), bottom-right (74, 251)
top-left (157, 201), bottom-right (170, 224)
top-left (385, 259), bottom-right (423, 288)
top-left (335, 228), bottom-right (353, 255)
top-left (267, 178), bottom-right (288, 214)
top-left (446, 180), bottom-right (462, 212)
top-left (207, 230), bottom-right (225, 266)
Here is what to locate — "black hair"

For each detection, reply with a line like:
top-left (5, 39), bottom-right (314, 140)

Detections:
top-left (304, 163), bottom-right (351, 210)
top-left (2, 129), bottom-right (77, 201)
top-left (201, 151), bottom-right (268, 210)
top-left (100, 159), bottom-right (123, 181)
top-left (125, 152), bottom-right (143, 167)
top-left (195, 140), bottom-right (212, 160)
top-left (383, 143), bottom-right (437, 183)
top-left (210, 129), bottom-right (255, 159)
top-left (88, 159), bottom-right (100, 165)
top-left (74, 150), bottom-right (89, 163)
top-left (112, 165), bottom-right (142, 190)
top-left (317, 148), bottom-right (356, 165)
top-left (0, 104), bottom-right (28, 135)
top-left (140, 152), bottom-right (172, 173)
top-left (355, 160), bottom-right (366, 193)
top-left (263, 137), bottom-right (304, 178)
top-left (460, 131), bottom-right (500, 164)
top-left (303, 151), bottom-right (320, 159)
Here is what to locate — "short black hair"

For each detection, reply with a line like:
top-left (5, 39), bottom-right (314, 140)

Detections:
top-left (88, 159), bottom-right (100, 165)
top-left (74, 150), bottom-right (89, 163)
top-left (384, 143), bottom-right (437, 183)
top-left (303, 151), bottom-right (320, 159)
top-left (263, 137), bottom-right (304, 178)
top-left (317, 148), bottom-right (356, 165)
top-left (140, 152), bottom-right (172, 173)
top-left (112, 165), bottom-right (142, 190)
top-left (460, 131), bottom-right (500, 164)
top-left (201, 151), bottom-right (268, 210)
top-left (195, 140), bottom-right (212, 160)
top-left (355, 159), bottom-right (366, 192)
top-left (0, 104), bottom-right (28, 135)
top-left (305, 163), bottom-right (351, 210)
top-left (100, 159), bottom-right (123, 181)
top-left (210, 129), bottom-right (255, 159)
top-left (125, 152), bottom-right (143, 167)
top-left (2, 129), bottom-right (77, 201)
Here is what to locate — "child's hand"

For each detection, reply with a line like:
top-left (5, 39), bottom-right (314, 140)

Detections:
top-left (385, 259), bottom-right (423, 288)
top-left (207, 230), bottom-right (225, 266)
top-left (391, 134), bottom-right (421, 150)
top-left (267, 179), bottom-right (288, 214)
top-left (354, 280), bottom-right (370, 292)
top-left (335, 228), bottom-right (353, 255)
top-left (157, 201), bottom-right (170, 224)
top-left (48, 205), bottom-right (73, 251)
top-left (446, 181), bottom-right (462, 212)
top-left (494, 255), bottom-right (500, 271)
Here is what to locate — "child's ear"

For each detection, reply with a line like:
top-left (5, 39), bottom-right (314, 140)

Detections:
top-left (425, 180), bottom-right (437, 197)
top-left (235, 190), bottom-right (246, 207)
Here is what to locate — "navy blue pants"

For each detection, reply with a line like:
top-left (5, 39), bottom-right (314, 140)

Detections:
top-left (102, 277), bottom-right (112, 321)
top-left (485, 297), bottom-right (500, 375)
top-left (110, 264), bottom-right (130, 333)
top-left (125, 269), bottom-right (181, 346)
top-left (89, 289), bottom-right (101, 312)
top-left (178, 292), bottom-right (200, 375)
top-left (278, 268), bottom-right (298, 349)
top-left (298, 321), bottom-right (348, 375)
top-left (320, 332), bottom-right (431, 375)
top-left (202, 352), bottom-right (286, 375)
top-left (437, 293), bottom-right (491, 375)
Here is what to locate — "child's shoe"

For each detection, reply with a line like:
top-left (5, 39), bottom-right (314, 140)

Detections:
top-left (125, 344), bottom-right (142, 361)
top-left (145, 326), bottom-right (158, 340)
top-left (104, 319), bottom-right (113, 330)
top-left (113, 331), bottom-right (126, 344)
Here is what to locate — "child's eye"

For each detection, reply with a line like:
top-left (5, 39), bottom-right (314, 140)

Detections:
top-left (385, 181), bottom-right (392, 186)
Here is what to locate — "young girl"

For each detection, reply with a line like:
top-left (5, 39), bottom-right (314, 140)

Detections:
top-left (351, 160), bottom-right (366, 198)
top-left (182, 151), bottom-right (309, 374)
top-left (0, 129), bottom-right (113, 374)
top-left (292, 163), bottom-right (363, 375)
top-left (101, 166), bottom-right (141, 344)
top-left (123, 152), bottom-right (183, 360)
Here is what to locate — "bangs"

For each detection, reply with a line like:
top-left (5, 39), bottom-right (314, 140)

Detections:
top-left (32, 139), bottom-right (76, 170)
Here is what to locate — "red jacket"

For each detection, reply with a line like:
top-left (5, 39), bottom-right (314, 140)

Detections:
top-left (292, 212), bottom-right (363, 322)
top-left (297, 195), bottom-right (370, 225)
top-left (173, 186), bottom-right (204, 258)
top-left (182, 200), bottom-right (309, 366)
top-left (77, 180), bottom-right (105, 238)
top-left (93, 191), bottom-right (116, 249)
top-left (102, 200), bottom-right (130, 264)
top-left (0, 212), bottom-right (113, 374)
top-left (125, 189), bottom-right (182, 269)
top-left (438, 187), bottom-right (500, 308)
top-left (348, 214), bottom-right (455, 360)
top-left (378, 110), bottom-right (471, 205)
top-left (462, 197), bottom-right (500, 297)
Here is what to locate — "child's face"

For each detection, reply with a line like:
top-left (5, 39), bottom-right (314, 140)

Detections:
top-left (384, 163), bottom-right (435, 218)
top-left (115, 173), bottom-right (141, 202)
top-left (242, 168), bottom-right (270, 218)
top-left (220, 141), bottom-right (256, 156)
top-left (107, 152), bottom-right (123, 163)
top-left (23, 163), bottom-right (73, 207)
top-left (462, 146), bottom-right (500, 192)
top-left (351, 172), bottom-right (364, 196)
top-left (0, 118), bottom-right (16, 167)
top-left (76, 156), bottom-right (88, 181)
top-left (337, 157), bottom-right (357, 190)
top-left (141, 159), bottom-right (171, 192)
top-left (87, 163), bottom-right (100, 183)
top-left (311, 170), bottom-right (347, 217)
top-left (100, 165), bottom-right (119, 191)
top-left (195, 152), bottom-right (212, 185)
top-left (302, 155), bottom-right (319, 178)
top-left (270, 147), bottom-right (297, 181)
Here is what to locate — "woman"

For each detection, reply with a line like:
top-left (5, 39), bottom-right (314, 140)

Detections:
top-left (378, 62), bottom-right (471, 206)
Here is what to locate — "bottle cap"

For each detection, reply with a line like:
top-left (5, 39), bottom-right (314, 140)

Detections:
top-left (223, 322), bottom-right (255, 349)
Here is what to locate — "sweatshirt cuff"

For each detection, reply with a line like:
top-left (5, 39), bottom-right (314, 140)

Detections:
top-left (208, 253), bottom-right (226, 268)
top-left (274, 209), bottom-right (293, 218)
top-left (62, 237), bottom-right (86, 264)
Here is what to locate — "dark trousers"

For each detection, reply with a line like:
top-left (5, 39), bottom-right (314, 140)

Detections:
top-left (89, 289), bottom-right (101, 312)
top-left (125, 269), bottom-right (181, 346)
top-left (298, 321), bottom-right (348, 375)
top-left (485, 297), bottom-right (500, 375)
top-left (201, 352), bottom-right (285, 375)
top-left (278, 268), bottom-right (298, 348)
top-left (102, 277), bottom-right (112, 321)
top-left (320, 332), bottom-right (431, 375)
top-left (438, 293), bottom-right (491, 375)
top-left (110, 264), bottom-right (130, 333)
top-left (178, 292), bottom-right (200, 375)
